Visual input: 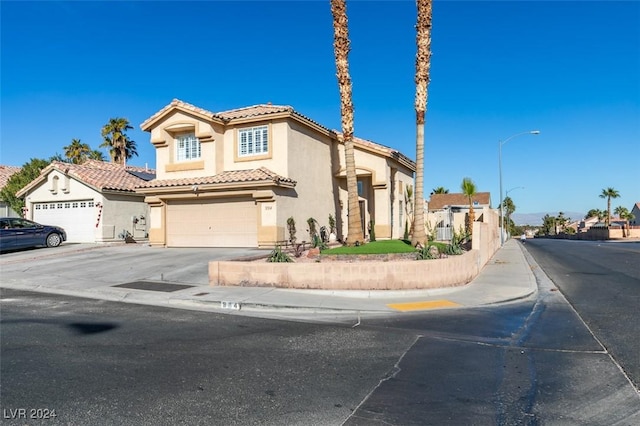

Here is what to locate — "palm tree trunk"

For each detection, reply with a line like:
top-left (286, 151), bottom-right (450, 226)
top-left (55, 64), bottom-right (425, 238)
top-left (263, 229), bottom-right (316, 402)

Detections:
top-left (411, 0), bottom-right (432, 247)
top-left (331, 0), bottom-right (363, 245)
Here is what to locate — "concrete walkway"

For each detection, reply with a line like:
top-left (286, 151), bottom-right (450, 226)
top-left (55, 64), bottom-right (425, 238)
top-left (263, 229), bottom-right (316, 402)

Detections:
top-left (1, 239), bottom-right (537, 317)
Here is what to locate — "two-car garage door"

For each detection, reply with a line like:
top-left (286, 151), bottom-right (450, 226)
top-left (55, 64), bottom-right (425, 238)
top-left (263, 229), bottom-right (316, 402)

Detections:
top-left (166, 199), bottom-right (257, 247)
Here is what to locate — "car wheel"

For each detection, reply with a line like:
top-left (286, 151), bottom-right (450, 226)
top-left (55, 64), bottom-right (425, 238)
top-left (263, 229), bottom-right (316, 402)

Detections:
top-left (46, 233), bottom-right (62, 248)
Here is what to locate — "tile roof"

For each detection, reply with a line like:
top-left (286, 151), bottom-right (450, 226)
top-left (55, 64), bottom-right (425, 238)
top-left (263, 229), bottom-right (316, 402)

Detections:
top-left (136, 167), bottom-right (296, 189)
top-left (17, 160), bottom-right (156, 197)
top-left (337, 134), bottom-right (416, 171)
top-left (428, 192), bottom-right (492, 210)
top-left (141, 99), bottom-right (329, 132)
top-left (0, 165), bottom-right (21, 188)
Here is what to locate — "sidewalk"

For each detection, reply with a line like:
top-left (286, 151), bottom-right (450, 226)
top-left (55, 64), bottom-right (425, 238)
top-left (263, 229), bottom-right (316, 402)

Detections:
top-left (1, 239), bottom-right (538, 317)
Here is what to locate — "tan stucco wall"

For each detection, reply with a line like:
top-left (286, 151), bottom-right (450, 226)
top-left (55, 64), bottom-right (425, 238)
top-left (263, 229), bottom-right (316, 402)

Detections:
top-left (98, 193), bottom-right (149, 241)
top-left (210, 250), bottom-right (480, 290)
top-left (150, 110), bottom-right (220, 180)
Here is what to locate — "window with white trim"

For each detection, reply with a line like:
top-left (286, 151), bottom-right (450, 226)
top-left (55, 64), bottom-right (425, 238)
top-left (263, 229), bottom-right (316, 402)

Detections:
top-left (238, 125), bottom-right (269, 157)
top-left (175, 133), bottom-right (201, 161)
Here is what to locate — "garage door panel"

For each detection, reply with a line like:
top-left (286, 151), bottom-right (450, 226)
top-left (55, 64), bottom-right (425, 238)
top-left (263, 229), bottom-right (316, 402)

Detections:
top-left (166, 199), bottom-right (257, 247)
top-left (33, 201), bottom-right (95, 243)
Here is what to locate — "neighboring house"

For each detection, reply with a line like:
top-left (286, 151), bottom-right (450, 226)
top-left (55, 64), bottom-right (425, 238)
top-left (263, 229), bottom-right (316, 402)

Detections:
top-left (16, 160), bottom-right (155, 243)
top-left (0, 165), bottom-right (22, 217)
top-left (425, 192), bottom-right (492, 240)
top-left (631, 202), bottom-right (640, 227)
top-left (577, 216), bottom-right (600, 232)
top-left (136, 99), bottom-right (415, 248)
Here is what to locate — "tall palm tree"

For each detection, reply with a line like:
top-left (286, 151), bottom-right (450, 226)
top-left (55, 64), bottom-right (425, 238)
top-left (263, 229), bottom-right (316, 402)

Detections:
top-left (331, 0), bottom-right (363, 245)
top-left (431, 186), bottom-right (448, 195)
top-left (411, 0), bottom-right (433, 247)
top-left (461, 177), bottom-right (477, 236)
top-left (599, 187), bottom-right (620, 226)
top-left (64, 138), bottom-right (91, 164)
top-left (100, 118), bottom-right (137, 166)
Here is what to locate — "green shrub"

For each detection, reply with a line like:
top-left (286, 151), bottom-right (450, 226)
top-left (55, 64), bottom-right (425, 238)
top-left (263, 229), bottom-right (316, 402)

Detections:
top-left (416, 244), bottom-right (439, 260)
top-left (267, 246), bottom-right (293, 263)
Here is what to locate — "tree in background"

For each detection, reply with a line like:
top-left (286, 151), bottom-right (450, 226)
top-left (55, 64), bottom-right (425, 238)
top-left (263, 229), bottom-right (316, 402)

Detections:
top-left (411, 0), bottom-right (433, 247)
top-left (599, 187), bottom-right (620, 226)
top-left (430, 186), bottom-right (448, 195)
top-left (0, 158), bottom-right (50, 215)
top-left (614, 206), bottom-right (634, 237)
top-left (500, 196), bottom-right (516, 236)
top-left (88, 150), bottom-right (106, 161)
top-left (461, 177), bottom-right (477, 236)
top-left (330, 0), bottom-right (363, 245)
top-left (64, 138), bottom-right (91, 164)
top-left (540, 214), bottom-right (556, 236)
top-left (555, 211), bottom-right (570, 234)
top-left (585, 209), bottom-right (603, 220)
top-left (100, 118), bottom-right (137, 166)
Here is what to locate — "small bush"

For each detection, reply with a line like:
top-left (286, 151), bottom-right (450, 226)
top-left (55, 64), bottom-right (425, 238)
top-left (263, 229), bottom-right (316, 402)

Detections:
top-left (416, 244), bottom-right (439, 260)
top-left (267, 246), bottom-right (293, 263)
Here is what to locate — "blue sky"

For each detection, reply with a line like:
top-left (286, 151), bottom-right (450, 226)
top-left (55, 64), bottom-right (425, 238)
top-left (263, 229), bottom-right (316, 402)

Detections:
top-left (1, 1), bottom-right (638, 218)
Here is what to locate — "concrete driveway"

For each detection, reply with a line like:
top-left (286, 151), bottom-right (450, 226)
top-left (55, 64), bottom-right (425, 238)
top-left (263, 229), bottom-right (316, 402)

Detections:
top-left (0, 242), bottom-right (268, 287)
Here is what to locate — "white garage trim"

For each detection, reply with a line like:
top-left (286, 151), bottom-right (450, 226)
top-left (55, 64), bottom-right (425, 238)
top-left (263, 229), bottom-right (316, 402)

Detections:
top-left (166, 198), bottom-right (257, 247)
top-left (33, 200), bottom-right (96, 243)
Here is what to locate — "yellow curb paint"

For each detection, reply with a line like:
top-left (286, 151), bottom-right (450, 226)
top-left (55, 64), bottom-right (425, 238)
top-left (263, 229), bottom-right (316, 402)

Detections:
top-left (387, 300), bottom-right (461, 312)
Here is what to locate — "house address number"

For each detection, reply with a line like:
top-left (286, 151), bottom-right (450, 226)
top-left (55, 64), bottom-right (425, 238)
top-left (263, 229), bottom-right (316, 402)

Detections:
top-left (220, 301), bottom-right (241, 310)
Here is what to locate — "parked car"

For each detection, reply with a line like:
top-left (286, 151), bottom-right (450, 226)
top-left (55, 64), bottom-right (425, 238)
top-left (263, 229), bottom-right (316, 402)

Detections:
top-left (0, 217), bottom-right (67, 251)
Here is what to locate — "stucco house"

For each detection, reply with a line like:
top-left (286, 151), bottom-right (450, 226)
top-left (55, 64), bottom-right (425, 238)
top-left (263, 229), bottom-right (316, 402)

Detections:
top-left (136, 99), bottom-right (415, 248)
top-left (0, 165), bottom-right (22, 217)
top-left (17, 160), bottom-right (155, 243)
top-left (631, 202), bottom-right (640, 227)
top-left (425, 192), bottom-right (492, 240)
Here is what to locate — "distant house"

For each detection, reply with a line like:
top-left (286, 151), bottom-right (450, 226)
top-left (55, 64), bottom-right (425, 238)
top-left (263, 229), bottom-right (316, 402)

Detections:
top-left (16, 160), bottom-right (155, 243)
top-left (0, 165), bottom-right (21, 217)
top-left (136, 99), bottom-right (415, 248)
top-left (577, 216), bottom-right (600, 232)
top-left (631, 203), bottom-right (640, 227)
top-left (425, 192), bottom-right (492, 240)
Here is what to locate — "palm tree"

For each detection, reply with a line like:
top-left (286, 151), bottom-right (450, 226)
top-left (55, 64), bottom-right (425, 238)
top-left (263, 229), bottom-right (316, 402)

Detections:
top-left (614, 206), bottom-right (630, 237)
top-left (331, 0), bottom-right (363, 245)
top-left (64, 138), bottom-right (91, 164)
top-left (88, 150), bottom-right (106, 161)
top-left (431, 186), bottom-right (448, 195)
top-left (100, 118), bottom-right (137, 166)
top-left (501, 196), bottom-right (516, 235)
top-left (461, 177), bottom-right (477, 236)
top-left (599, 187), bottom-right (620, 226)
top-left (411, 0), bottom-right (433, 247)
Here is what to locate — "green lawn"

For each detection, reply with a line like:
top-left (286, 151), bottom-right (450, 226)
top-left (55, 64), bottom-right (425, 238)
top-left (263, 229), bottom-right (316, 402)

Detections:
top-left (322, 239), bottom-right (418, 255)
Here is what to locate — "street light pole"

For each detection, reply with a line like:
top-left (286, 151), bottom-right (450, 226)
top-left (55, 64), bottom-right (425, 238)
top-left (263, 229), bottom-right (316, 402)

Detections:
top-left (499, 131), bottom-right (539, 246)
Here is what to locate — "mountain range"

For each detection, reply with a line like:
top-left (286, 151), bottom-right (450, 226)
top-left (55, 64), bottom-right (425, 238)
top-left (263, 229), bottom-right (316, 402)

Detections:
top-left (511, 212), bottom-right (585, 226)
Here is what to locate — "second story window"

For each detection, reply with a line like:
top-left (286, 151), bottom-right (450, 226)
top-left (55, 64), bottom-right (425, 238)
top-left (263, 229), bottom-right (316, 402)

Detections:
top-left (238, 126), bottom-right (268, 157)
top-left (176, 133), bottom-right (201, 161)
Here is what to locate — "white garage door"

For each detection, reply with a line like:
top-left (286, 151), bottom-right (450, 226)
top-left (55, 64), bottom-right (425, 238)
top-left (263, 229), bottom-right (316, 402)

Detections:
top-left (33, 200), bottom-right (96, 243)
top-left (166, 199), bottom-right (257, 247)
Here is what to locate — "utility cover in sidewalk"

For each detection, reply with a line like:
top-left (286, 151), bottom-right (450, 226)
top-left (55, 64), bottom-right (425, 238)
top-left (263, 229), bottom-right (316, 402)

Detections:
top-left (113, 281), bottom-right (194, 293)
